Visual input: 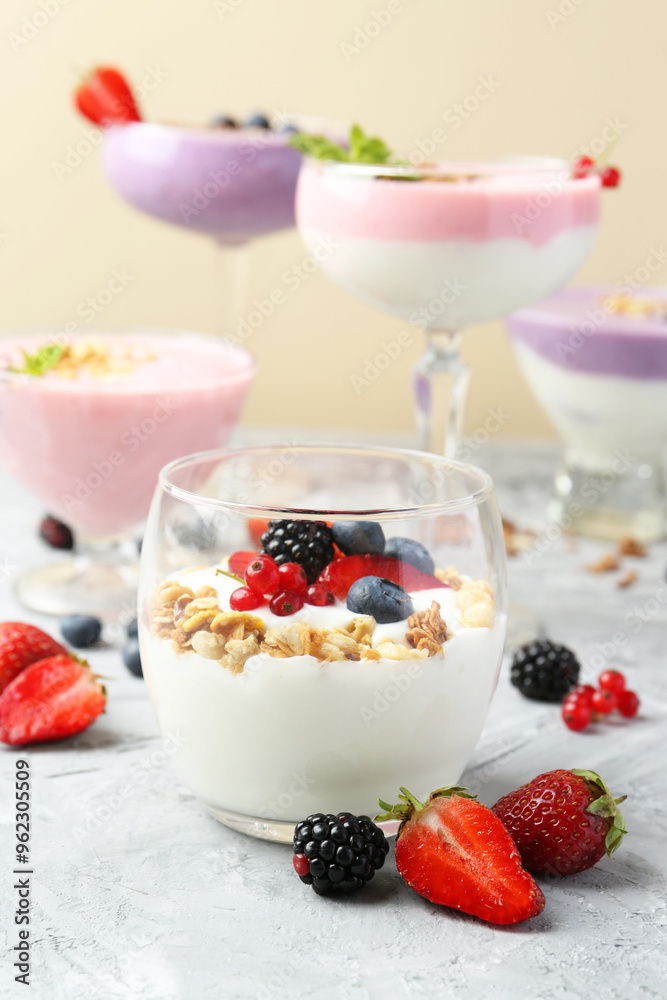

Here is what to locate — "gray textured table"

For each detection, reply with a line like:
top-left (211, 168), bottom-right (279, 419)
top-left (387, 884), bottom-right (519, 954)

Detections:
top-left (1, 442), bottom-right (665, 1000)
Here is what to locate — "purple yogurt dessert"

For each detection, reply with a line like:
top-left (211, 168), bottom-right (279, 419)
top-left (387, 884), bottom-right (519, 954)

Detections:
top-left (103, 123), bottom-right (302, 244)
top-left (507, 286), bottom-right (667, 464)
top-left (507, 286), bottom-right (667, 541)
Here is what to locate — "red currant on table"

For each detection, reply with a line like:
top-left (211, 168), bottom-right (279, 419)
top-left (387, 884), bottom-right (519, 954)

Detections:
top-left (277, 562), bottom-right (308, 594)
top-left (562, 700), bottom-right (591, 731)
top-left (598, 669), bottom-right (626, 695)
top-left (245, 554), bottom-right (279, 594)
top-left (600, 165), bottom-right (621, 188)
top-left (617, 689), bottom-right (640, 718)
top-left (230, 586), bottom-right (265, 611)
top-left (567, 683), bottom-right (596, 708)
top-left (591, 688), bottom-right (618, 715)
top-left (270, 590), bottom-right (304, 616)
top-left (304, 583), bottom-right (335, 606)
top-left (229, 550), bottom-right (257, 576)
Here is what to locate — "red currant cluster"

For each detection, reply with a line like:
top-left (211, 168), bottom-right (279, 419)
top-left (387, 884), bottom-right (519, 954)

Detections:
top-left (226, 551), bottom-right (335, 616)
top-left (562, 669), bottom-right (640, 731)
top-left (572, 155), bottom-right (621, 188)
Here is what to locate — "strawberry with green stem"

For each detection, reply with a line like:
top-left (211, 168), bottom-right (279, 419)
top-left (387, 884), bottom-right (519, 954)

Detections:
top-left (492, 769), bottom-right (627, 876)
top-left (376, 786), bottom-right (545, 925)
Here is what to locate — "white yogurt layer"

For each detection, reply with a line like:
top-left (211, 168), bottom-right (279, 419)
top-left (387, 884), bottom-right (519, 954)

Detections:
top-left (141, 565), bottom-right (506, 821)
top-left (299, 225), bottom-right (597, 330)
top-left (514, 341), bottom-right (667, 465)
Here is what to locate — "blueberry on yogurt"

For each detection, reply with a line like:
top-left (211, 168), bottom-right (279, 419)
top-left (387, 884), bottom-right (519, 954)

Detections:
top-left (346, 576), bottom-right (414, 623)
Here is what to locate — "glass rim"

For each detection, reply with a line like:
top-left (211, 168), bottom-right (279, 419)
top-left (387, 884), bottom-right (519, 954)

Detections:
top-left (0, 326), bottom-right (257, 384)
top-left (308, 155), bottom-right (580, 179)
top-left (158, 443), bottom-right (495, 518)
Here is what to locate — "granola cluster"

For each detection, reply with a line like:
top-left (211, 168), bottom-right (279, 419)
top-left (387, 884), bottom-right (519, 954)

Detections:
top-left (151, 565), bottom-right (496, 674)
top-left (53, 339), bottom-right (155, 379)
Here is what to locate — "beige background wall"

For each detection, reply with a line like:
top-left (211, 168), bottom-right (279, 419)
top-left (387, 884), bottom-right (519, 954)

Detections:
top-left (0, 0), bottom-right (663, 441)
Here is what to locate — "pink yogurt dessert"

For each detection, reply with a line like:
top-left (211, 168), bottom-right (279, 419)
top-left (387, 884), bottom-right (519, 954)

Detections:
top-left (103, 124), bottom-right (302, 244)
top-left (0, 331), bottom-right (255, 536)
top-left (297, 159), bottom-right (600, 329)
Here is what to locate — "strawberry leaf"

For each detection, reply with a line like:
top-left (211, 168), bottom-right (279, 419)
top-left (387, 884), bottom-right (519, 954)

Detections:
top-left (573, 768), bottom-right (627, 857)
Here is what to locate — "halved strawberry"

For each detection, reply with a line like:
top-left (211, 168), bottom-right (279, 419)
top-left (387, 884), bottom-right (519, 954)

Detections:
top-left (0, 654), bottom-right (106, 745)
top-left (228, 550), bottom-right (257, 576)
top-left (0, 622), bottom-right (66, 695)
top-left (319, 554), bottom-right (444, 600)
top-left (377, 787), bottom-right (545, 925)
top-left (74, 66), bottom-right (141, 126)
top-left (248, 518), bottom-right (270, 547)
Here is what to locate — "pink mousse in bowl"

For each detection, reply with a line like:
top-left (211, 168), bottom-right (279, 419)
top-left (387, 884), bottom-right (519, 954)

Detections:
top-left (103, 124), bottom-right (302, 244)
top-left (0, 331), bottom-right (255, 536)
top-left (296, 158), bottom-right (600, 329)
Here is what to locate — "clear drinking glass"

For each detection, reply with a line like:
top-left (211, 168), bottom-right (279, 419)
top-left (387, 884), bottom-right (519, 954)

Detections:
top-left (138, 444), bottom-right (507, 842)
top-left (0, 329), bottom-right (255, 616)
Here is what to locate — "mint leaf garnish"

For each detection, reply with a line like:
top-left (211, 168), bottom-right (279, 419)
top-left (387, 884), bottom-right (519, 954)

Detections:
top-left (9, 343), bottom-right (65, 376)
top-left (288, 133), bottom-right (349, 161)
top-left (289, 123), bottom-right (393, 165)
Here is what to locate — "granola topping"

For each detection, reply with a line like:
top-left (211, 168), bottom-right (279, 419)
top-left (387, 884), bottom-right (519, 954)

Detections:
top-left (150, 567), bottom-right (496, 674)
top-left (52, 339), bottom-right (156, 380)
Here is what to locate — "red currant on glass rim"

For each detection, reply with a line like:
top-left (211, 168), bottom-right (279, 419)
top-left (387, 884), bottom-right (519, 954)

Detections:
top-left (245, 554), bottom-right (279, 594)
top-left (573, 155), bottom-right (595, 178)
top-left (277, 562), bottom-right (308, 594)
top-left (600, 165), bottom-right (621, 188)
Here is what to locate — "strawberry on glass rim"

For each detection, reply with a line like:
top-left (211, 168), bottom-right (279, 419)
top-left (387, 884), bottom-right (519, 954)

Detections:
top-left (74, 66), bottom-right (142, 127)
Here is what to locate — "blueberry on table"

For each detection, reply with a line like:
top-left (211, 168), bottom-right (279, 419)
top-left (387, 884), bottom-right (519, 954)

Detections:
top-left (60, 615), bottom-right (102, 649)
top-left (332, 521), bottom-right (385, 556)
top-left (346, 576), bottom-right (414, 623)
top-left (384, 537), bottom-right (435, 575)
top-left (243, 112), bottom-right (270, 128)
top-left (123, 639), bottom-right (143, 678)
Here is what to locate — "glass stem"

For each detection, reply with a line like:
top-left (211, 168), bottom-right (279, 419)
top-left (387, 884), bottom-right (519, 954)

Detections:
top-left (413, 331), bottom-right (470, 457)
top-left (215, 240), bottom-right (250, 341)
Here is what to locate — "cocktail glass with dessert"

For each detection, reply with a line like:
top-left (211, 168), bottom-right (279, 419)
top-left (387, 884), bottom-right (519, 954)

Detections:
top-left (138, 444), bottom-right (507, 842)
top-left (507, 286), bottom-right (667, 542)
top-left (0, 330), bottom-right (255, 616)
top-left (296, 154), bottom-right (604, 456)
top-left (74, 66), bottom-right (343, 341)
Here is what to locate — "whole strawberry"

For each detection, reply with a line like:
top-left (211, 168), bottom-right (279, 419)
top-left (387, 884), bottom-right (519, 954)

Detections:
top-left (377, 786), bottom-right (545, 925)
top-left (492, 769), bottom-right (626, 876)
top-left (0, 621), bottom-right (67, 694)
top-left (0, 654), bottom-right (106, 745)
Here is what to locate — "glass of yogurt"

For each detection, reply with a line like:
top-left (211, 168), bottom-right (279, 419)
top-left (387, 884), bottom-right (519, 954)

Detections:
top-left (0, 329), bottom-right (255, 615)
top-left (507, 286), bottom-right (667, 542)
top-left (296, 158), bottom-right (601, 456)
top-left (139, 444), bottom-right (507, 842)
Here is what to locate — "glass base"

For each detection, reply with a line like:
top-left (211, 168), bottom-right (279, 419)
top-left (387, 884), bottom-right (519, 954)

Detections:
top-left (552, 454), bottom-right (666, 543)
top-left (15, 555), bottom-right (139, 618)
top-left (505, 600), bottom-right (543, 648)
top-left (204, 802), bottom-right (399, 844)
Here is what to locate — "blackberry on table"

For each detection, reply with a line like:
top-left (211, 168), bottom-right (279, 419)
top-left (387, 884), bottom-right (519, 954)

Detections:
top-left (261, 520), bottom-right (334, 584)
top-left (293, 812), bottom-right (389, 895)
top-left (510, 639), bottom-right (580, 702)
